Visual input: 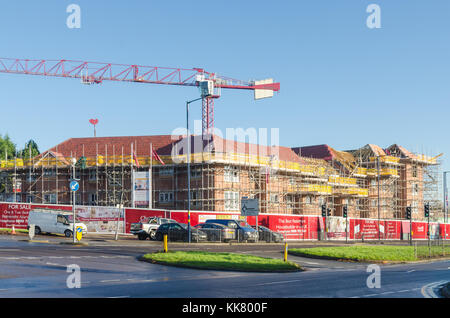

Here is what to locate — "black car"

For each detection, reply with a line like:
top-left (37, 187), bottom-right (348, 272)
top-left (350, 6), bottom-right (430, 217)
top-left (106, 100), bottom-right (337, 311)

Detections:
top-left (195, 223), bottom-right (236, 242)
top-left (155, 222), bottom-right (207, 242)
top-left (205, 219), bottom-right (258, 242)
top-left (253, 225), bottom-right (284, 243)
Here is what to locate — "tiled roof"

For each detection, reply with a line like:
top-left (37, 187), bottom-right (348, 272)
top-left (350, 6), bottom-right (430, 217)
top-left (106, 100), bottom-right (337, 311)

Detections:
top-left (40, 134), bottom-right (306, 164)
top-left (173, 134), bottom-right (307, 164)
top-left (42, 135), bottom-right (183, 158)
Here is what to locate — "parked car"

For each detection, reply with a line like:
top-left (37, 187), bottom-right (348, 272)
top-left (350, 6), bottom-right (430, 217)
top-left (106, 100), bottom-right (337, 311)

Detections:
top-left (130, 217), bottom-right (176, 240)
top-left (27, 209), bottom-right (87, 238)
top-left (205, 219), bottom-right (258, 242)
top-left (195, 222), bottom-right (235, 242)
top-left (252, 225), bottom-right (284, 243)
top-left (155, 222), bottom-right (208, 242)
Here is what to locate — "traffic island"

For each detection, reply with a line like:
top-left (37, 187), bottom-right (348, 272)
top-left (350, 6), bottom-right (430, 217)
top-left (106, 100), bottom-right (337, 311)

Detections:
top-left (288, 245), bottom-right (450, 263)
top-left (140, 251), bottom-right (303, 272)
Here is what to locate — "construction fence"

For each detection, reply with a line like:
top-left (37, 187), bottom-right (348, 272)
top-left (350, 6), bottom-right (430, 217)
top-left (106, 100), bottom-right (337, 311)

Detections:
top-left (0, 202), bottom-right (448, 241)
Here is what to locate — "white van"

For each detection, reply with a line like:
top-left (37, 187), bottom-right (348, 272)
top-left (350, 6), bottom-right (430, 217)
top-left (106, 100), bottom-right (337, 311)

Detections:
top-left (27, 209), bottom-right (87, 238)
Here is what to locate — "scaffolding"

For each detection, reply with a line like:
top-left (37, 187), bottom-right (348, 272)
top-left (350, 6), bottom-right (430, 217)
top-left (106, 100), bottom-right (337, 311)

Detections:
top-left (0, 142), bottom-right (441, 222)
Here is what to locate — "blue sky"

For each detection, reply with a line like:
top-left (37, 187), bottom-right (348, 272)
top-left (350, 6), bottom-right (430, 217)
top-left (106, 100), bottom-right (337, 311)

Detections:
top-left (0, 1), bottom-right (449, 172)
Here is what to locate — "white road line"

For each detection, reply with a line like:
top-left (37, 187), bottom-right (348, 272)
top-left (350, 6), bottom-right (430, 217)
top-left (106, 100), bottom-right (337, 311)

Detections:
top-left (421, 281), bottom-right (446, 298)
top-left (100, 279), bottom-right (121, 283)
top-left (406, 270), bottom-right (415, 273)
top-left (46, 262), bottom-right (62, 266)
top-left (254, 279), bottom-right (303, 286)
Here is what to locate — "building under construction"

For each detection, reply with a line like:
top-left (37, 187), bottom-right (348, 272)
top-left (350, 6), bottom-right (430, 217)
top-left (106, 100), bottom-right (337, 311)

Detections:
top-left (0, 134), bottom-right (442, 221)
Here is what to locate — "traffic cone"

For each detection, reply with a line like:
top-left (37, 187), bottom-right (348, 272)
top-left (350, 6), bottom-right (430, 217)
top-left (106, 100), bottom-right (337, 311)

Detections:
top-left (11, 225), bottom-right (16, 235)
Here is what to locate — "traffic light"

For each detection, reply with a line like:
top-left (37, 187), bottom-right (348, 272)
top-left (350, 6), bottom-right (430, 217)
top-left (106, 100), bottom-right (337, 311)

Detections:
top-left (424, 203), bottom-right (430, 218)
top-left (343, 205), bottom-right (348, 218)
top-left (321, 204), bottom-right (326, 217)
top-left (406, 206), bottom-right (412, 220)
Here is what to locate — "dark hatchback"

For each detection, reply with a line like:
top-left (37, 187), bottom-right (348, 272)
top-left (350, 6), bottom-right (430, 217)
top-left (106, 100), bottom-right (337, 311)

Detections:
top-left (155, 222), bottom-right (208, 242)
top-left (253, 225), bottom-right (284, 243)
top-left (205, 219), bottom-right (258, 242)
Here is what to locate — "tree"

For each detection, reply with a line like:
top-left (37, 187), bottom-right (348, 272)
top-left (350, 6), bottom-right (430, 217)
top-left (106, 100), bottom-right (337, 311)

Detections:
top-left (0, 134), bottom-right (17, 160)
top-left (19, 139), bottom-right (40, 158)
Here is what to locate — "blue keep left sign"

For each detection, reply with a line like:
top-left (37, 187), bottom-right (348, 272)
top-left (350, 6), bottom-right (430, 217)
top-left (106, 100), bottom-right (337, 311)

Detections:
top-left (70, 180), bottom-right (79, 192)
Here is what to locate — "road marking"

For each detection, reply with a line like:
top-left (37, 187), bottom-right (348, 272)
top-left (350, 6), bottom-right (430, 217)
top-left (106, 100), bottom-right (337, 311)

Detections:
top-left (302, 261), bottom-right (320, 265)
top-left (406, 270), bottom-right (415, 273)
top-left (379, 291), bottom-right (395, 295)
top-left (253, 279), bottom-right (303, 286)
top-left (46, 262), bottom-right (62, 266)
top-left (100, 279), bottom-right (121, 283)
top-left (421, 281), bottom-right (446, 298)
top-left (108, 296), bottom-right (129, 298)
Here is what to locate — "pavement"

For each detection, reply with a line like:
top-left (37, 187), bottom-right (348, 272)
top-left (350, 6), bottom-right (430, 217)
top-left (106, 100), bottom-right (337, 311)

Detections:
top-left (0, 233), bottom-right (448, 298)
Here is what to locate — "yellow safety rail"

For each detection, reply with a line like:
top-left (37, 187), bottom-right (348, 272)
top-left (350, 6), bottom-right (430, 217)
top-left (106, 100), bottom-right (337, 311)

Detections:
top-left (369, 156), bottom-right (400, 164)
top-left (328, 176), bottom-right (357, 186)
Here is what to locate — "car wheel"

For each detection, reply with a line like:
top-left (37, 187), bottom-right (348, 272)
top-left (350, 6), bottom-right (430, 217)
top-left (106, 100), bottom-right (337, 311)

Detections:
top-left (64, 230), bottom-right (72, 238)
top-left (35, 226), bottom-right (41, 235)
top-left (138, 233), bottom-right (147, 240)
top-left (155, 232), bottom-right (163, 241)
top-left (149, 230), bottom-right (156, 240)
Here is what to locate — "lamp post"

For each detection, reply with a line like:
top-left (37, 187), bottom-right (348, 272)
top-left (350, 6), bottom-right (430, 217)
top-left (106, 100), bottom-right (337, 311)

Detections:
top-left (71, 158), bottom-right (77, 244)
top-left (444, 171), bottom-right (449, 240)
top-left (186, 97), bottom-right (203, 243)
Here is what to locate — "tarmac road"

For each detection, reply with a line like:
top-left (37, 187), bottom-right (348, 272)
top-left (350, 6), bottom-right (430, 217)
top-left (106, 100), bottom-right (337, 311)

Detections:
top-left (0, 234), bottom-right (448, 298)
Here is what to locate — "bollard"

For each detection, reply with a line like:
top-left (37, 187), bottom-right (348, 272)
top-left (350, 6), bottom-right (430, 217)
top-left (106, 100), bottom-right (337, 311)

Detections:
top-left (284, 242), bottom-right (288, 262)
top-left (163, 234), bottom-right (168, 253)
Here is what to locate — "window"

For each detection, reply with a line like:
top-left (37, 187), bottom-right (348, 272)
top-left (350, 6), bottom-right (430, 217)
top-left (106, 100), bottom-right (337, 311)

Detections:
top-left (159, 167), bottom-right (174, 176)
top-left (89, 193), bottom-right (98, 205)
top-left (270, 194), bottom-right (279, 203)
top-left (371, 199), bottom-right (377, 207)
top-left (44, 193), bottom-right (57, 204)
top-left (26, 195), bottom-right (34, 203)
top-left (44, 169), bottom-right (56, 177)
top-left (190, 190), bottom-right (202, 207)
top-left (27, 173), bottom-right (36, 183)
top-left (412, 183), bottom-right (419, 196)
top-left (412, 165), bottom-right (418, 178)
top-left (370, 179), bottom-right (377, 187)
top-left (305, 196), bottom-right (312, 204)
top-left (224, 165), bottom-right (239, 182)
top-left (190, 167), bottom-right (202, 179)
top-left (159, 191), bottom-right (174, 203)
top-left (286, 195), bottom-right (294, 208)
top-left (88, 169), bottom-right (97, 181)
top-left (289, 177), bottom-right (296, 186)
top-left (224, 191), bottom-right (239, 210)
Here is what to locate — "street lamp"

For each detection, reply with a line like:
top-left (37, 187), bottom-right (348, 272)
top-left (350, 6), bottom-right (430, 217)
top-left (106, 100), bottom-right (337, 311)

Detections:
top-left (186, 97), bottom-right (203, 243)
top-left (444, 171), bottom-right (449, 240)
top-left (71, 157), bottom-right (77, 244)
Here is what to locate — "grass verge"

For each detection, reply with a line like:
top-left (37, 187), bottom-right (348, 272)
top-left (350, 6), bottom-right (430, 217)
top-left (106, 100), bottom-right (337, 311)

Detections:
top-left (289, 245), bottom-right (450, 262)
top-left (141, 251), bottom-right (302, 272)
top-left (0, 228), bottom-right (28, 234)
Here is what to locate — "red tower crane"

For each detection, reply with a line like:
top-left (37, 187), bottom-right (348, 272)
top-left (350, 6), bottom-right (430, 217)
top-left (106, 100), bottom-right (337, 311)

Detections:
top-left (0, 57), bottom-right (280, 136)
